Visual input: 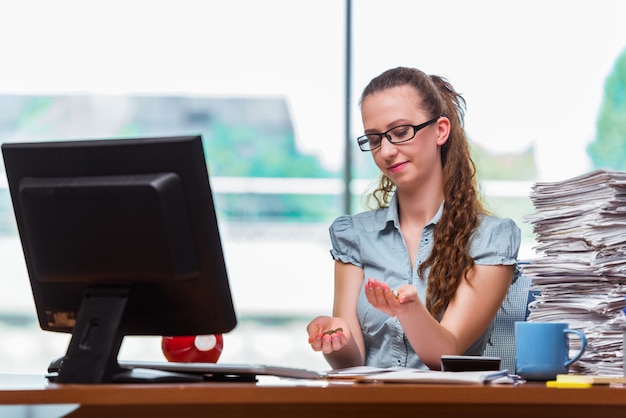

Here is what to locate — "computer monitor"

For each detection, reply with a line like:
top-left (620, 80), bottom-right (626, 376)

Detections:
top-left (1, 135), bottom-right (237, 383)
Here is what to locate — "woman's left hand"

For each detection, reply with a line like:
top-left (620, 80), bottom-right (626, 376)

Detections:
top-left (365, 278), bottom-right (417, 316)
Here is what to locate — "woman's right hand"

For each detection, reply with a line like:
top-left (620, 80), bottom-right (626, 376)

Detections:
top-left (306, 316), bottom-right (350, 355)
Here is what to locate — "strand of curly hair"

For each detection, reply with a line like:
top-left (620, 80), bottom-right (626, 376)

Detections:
top-left (362, 67), bottom-right (487, 319)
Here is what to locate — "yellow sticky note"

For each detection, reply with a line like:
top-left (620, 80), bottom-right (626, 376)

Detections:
top-left (546, 380), bottom-right (592, 389)
top-left (556, 374), bottom-right (625, 385)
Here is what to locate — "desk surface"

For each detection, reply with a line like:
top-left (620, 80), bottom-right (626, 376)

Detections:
top-left (1, 374), bottom-right (626, 418)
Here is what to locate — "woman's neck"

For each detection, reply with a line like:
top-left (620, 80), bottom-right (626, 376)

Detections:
top-left (395, 178), bottom-right (444, 228)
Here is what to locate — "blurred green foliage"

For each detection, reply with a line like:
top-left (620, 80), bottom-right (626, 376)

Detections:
top-left (203, 124), bottom-right (333, 179)
top-left (588, 47), bottom-right (626, 170)
top-left (472, 143), bottom-right (537, 181)
top-left (0, 94), bottom-right (540, 231)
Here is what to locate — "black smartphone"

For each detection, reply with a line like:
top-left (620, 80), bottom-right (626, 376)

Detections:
top-left (440, 355), bottom-right (501, 372)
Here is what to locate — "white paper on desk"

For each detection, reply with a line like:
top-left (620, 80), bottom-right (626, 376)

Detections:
top-left (324, 366), bottom-right (411, 379)
top-left (355, 369), bottom-right (511, 385)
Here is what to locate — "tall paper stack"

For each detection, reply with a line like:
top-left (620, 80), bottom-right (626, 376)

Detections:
top-left (521, 169), bottom-right (626, 375)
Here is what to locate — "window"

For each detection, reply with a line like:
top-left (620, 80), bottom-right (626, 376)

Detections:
top-left (0, 0), bottom-right (624, 373)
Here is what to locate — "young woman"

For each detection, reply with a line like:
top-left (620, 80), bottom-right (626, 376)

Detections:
top-left (307, 67), bottom-right (521, 370)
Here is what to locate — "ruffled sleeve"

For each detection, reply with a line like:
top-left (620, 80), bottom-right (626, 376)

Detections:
top-left (470, 216), bottom-right (522, 283)
top-left (329, 215), bottom-right (362, 268)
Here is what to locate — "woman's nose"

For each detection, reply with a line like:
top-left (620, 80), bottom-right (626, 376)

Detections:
top-left (378, 135), bottom-right (397, 156)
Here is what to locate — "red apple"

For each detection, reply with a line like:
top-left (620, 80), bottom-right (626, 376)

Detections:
top-left (161, 334), bottom-right (223, 363)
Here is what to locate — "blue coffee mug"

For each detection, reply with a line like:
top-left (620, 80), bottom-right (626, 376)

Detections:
top-left (515, 321), bottom-right (587, 381)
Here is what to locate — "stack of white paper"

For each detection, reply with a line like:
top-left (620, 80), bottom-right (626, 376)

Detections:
top-left (325, 366), bottom-right (513, 384)
top-left (522, 169), bottom-right (626, 375)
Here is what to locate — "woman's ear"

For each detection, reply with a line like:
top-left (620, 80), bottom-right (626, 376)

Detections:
top-left (436, 116), bottom-right (450, 146)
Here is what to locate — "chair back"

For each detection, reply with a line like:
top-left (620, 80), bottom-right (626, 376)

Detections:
top-left (484, 274), bottom-right (532, 373)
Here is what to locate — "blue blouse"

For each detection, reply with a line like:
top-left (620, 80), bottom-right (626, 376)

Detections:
top-left (329, 195), bottom-right (521, 369)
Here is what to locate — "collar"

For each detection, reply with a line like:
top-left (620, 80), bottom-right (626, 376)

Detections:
top-left (383, 193), bottom-right (444, 231)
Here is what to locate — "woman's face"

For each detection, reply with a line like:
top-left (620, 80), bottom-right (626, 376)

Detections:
top-left (360, 85), bottom-right (448, 191)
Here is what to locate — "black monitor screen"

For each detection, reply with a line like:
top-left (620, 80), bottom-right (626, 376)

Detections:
top-left (1, 135), bottom-right (237, 383)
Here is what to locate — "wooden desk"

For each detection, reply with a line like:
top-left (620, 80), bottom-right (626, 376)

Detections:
top-left (1, 374), bottom-right (625, 418)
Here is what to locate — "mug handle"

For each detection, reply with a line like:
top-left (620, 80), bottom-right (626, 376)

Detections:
top-left (563, 329), bottom-right (587, 367)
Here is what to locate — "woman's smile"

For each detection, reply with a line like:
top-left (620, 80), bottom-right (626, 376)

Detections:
top-left (388, 161), bottom-right (409, 173)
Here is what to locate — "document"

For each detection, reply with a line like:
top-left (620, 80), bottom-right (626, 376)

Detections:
top-left (324, 366), bottom-right (412, 379)
top-left (521, 169), bottom-right (626, 376)
top-left (323, 366), bottom-right (513, 385)
top-left (354, 369), bottom-right (511, 385)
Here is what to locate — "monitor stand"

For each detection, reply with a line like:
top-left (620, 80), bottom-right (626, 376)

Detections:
top-left (51, 286), bottom-right (203, 384)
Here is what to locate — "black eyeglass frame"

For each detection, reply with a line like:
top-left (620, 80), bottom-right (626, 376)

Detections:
top-left (356, 116), bottom-right (441, 152)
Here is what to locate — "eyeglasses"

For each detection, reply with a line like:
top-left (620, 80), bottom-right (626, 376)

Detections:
top-left (356, 116), bottom-right (440, 152)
